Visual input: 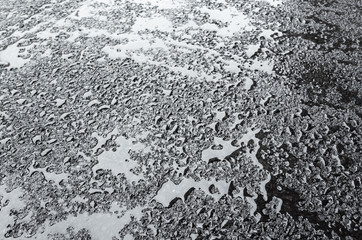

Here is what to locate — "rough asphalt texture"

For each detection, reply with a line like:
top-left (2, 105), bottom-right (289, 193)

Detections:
top-left (0, 0), bottom-right (361, 239)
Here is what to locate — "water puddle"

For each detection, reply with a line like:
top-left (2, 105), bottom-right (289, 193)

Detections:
top-left (132, 16), bottom-right (173, 33)
top-left (202, 137), bottom-right (239, 163)
top-left (202, 126), bottom-right (261, 164)
top-left (0, 43), bottom-right (31, 69)
top-left (92, 128), bottom-right (150, 183)
top-left (132, 0), bottom-right (187, 9)
top-left (0, 186), bottom-right (26, 236)
top-left (35, 206), bottom-right (144, 240)
top-left (28, 163), bottom-right (69, 186)
top-left (199, 6), bottom-right (255, 37)
top-left (246, 59), bottom-right (274, 74)
top-left (258, 0), bottom-right (284, 7)
top-left (154, 177), bottom-right (229, 206)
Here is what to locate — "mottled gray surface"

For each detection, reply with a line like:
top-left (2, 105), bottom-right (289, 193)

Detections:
top-left (0, 0), bottom-right (361, 239)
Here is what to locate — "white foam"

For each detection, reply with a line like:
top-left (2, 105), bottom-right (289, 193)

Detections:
top-left (191, 234), bottom-right (198, 240)
top-left (124, 234), bottom-right (134, 240)
top-left (239, 127), bottom-right (260, 144)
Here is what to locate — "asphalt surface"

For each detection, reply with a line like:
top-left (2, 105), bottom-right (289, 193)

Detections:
top-left (0, 0), bottom-right (361, 239)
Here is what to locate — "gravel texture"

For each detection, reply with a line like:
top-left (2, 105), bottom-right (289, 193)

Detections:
top-left (0, 0), bottom-right (361, 239)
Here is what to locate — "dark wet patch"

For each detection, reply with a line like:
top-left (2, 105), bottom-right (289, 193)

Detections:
top-left (255, 127), bottom-right (361, 239)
